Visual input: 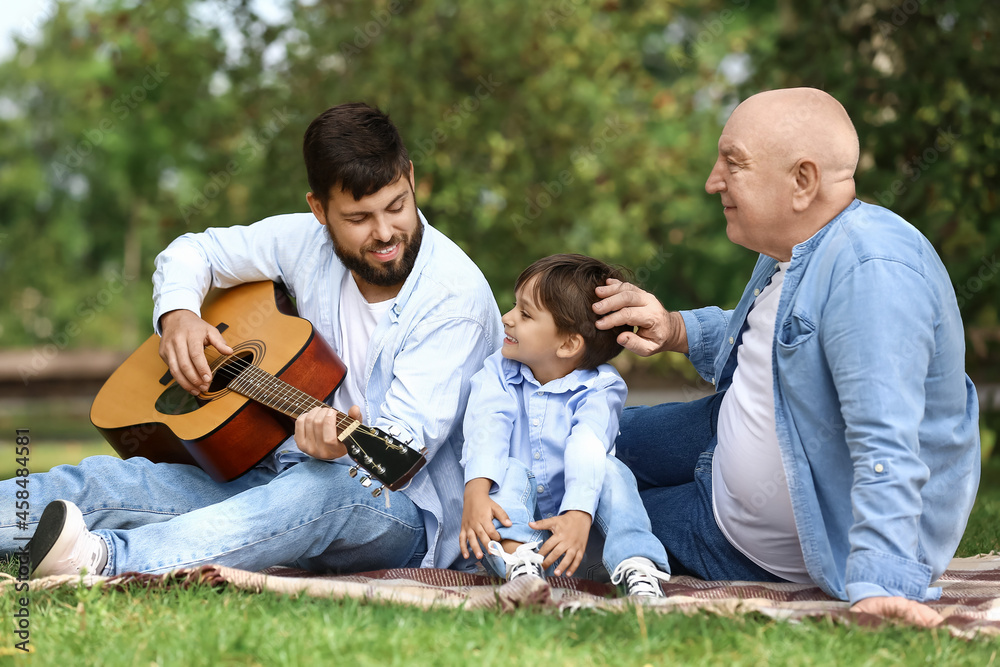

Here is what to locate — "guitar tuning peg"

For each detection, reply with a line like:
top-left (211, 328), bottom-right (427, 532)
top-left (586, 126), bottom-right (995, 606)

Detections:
top-left (359, 475), bottom-right (372, 487)
top-left (371, 486), bottom-right (384, 498)
top-left (348, 466), bottom-right (359, 478)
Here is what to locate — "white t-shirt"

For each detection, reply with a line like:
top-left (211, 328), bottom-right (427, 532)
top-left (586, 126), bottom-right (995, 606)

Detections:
top-left (266, 272), bottom-right (394, 470)
top-left (335, 271), bottom-right (396, 414)
top-left (712, 261), bottom-right (812, 583)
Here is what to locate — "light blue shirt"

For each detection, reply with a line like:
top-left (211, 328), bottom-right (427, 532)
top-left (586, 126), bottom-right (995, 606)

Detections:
top-left (461, 350), bottom-right (627, 518)
top-left (682, 199), bottom-right (981, 604)
top-left (152, 210), bottom-right (503, 569)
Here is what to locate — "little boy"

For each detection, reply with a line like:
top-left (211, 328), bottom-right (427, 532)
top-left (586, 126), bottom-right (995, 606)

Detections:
top-left (459, 254), bottom-right (671, 597)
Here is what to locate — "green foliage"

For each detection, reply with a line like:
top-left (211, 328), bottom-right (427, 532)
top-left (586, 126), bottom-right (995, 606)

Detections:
top-left (0, 0), bottom-right (997, 383)
top-left (740, 0), bottom-right (1000, 380)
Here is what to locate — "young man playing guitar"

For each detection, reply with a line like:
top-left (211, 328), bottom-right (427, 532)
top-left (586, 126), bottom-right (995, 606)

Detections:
top-left (2, 103), bottom-right (503, 577)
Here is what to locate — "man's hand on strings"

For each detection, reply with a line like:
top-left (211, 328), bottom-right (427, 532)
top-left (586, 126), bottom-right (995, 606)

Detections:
top-left (158, 309), bottom-right (234, 394)
top-left (295, 405), bottom-right (363, 460)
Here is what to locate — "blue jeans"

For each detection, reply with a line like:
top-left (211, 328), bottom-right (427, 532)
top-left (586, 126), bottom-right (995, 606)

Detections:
top-left (484, 457), bottom-right (670, 580)
top-left (0, 456), bottom-right (426, 575)
top-left (615, 393), bottom-right (785, 582)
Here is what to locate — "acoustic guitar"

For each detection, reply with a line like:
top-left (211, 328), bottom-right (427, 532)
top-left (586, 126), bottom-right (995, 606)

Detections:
top-left (90, 281), bottom-right (426, 493)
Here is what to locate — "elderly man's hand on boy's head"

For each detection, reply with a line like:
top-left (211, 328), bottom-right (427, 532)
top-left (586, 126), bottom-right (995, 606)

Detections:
top-left (593, 279), bottom-right (688, 356)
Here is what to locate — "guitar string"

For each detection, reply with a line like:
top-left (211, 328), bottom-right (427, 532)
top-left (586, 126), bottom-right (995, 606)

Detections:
top-left (209, 356), bottom-right (356, 432)
top-left (198, 351), bottom-right (405, 477)
top-left (198, 350), bottom-right (367, 434)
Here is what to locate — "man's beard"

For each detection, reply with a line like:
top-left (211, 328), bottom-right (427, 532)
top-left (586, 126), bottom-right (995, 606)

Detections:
top-left (331, 212), bottom-right (424, 288)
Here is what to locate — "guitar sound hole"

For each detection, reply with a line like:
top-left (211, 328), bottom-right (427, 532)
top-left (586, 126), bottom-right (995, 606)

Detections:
top-left (154, 350), bottom-right (256, 416)
top-left (206, 351), bottom-right (256, 394)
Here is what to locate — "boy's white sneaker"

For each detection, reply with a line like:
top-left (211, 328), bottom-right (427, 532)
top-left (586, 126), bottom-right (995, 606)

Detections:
top-left (29, 500), bottom-right (108, 578)
top-left (611, 556), bottom-right (670, 598)
top-left (488, 540), bottom-right (545, 582)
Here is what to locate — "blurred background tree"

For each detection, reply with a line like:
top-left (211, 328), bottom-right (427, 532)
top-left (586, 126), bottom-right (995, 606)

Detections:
top-left (0, 0), bottom-right (997, 394)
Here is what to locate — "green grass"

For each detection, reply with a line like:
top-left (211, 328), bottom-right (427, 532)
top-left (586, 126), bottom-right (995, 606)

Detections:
top-left (1, 449), bottom-right (999, 664)
top-left (2, 573), bottom-right (999, 666)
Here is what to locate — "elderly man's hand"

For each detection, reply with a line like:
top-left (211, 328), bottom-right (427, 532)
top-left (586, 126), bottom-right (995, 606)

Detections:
top-left (850, 596), bottom-right (944, 628)
top-left (593, 279), bottom-right (688, 356)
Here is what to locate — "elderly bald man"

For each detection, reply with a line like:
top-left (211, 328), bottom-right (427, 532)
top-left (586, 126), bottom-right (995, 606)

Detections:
top-left (595, 87), bottom-right (980, 627)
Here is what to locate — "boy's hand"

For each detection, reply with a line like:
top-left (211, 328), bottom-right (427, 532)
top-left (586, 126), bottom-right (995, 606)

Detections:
top-left (459, 478), bottom-right (512, 560)
top-left (530, 510), bottom-right (592, 577)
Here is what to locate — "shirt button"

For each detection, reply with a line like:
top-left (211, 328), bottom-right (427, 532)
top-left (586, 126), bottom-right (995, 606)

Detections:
top-left (754, 288), bottom-right (760, 296)
top-left (534, 451), bottom-right (541, 460)
top-left (532, 418), bottom-right (540, 427)
top-left (874, 463), bottom-right (884, 473)
top-left (537, 484), bottom-right (545, 493)
top-left (729, 336), bottom-right (734, 344)
top-left (536, 391), bottom-right (543, 396)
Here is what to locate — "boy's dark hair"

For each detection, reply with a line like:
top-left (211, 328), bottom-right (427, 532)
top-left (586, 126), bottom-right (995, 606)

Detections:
top-left (515, 254), bottom-right (632, 370)
top-left (303, 103), bottom-right (411, 206)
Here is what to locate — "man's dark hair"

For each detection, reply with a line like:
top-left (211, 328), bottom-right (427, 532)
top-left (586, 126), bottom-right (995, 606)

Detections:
top-left (303, 103), bottom-right (411, 205)
top-left (515, 254), bottom-right (633, 370)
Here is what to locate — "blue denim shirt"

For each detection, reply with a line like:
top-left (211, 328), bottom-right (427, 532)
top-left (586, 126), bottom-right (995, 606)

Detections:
top-left (152, 211), bottom-right (503, 569)
top-left (461, 350), bottom-right (627, 518)
top-left (681, 200), bottom-right (981, 604)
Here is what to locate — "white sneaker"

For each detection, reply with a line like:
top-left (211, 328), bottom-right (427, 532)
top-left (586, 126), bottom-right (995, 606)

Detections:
top-left (29, 500), bottom-right (108, 578)
top-left (488, 541), bottom-right (545, 582)
top-left (611, 556), bottom-right (670, 598)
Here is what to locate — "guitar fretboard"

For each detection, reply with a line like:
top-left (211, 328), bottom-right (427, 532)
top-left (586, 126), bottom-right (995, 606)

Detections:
top-left (225, 361), bottom-right (355, 430)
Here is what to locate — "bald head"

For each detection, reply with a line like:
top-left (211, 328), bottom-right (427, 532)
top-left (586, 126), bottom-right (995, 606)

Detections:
top-left (705, 88), bottom-right (860, 260)
top-left (731, 87), bottom-right (859, 190)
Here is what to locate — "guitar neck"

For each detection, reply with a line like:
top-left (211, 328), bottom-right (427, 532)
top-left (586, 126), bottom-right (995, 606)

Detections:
top-left (225, 361), bottom-right (353, 427)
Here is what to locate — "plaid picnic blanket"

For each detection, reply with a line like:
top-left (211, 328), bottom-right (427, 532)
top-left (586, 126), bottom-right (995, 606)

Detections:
top-left (7, 553), bottom-right (999, 638)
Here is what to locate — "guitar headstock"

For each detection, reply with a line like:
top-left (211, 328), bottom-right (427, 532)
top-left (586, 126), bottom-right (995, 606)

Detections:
top-left (340, 424), bottom-right (426, 493)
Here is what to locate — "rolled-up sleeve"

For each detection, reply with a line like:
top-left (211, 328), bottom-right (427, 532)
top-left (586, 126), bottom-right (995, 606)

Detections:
top-left (559, 372), bottom-right (627, 516)
top-left (459, 352), bottom-right (518, 489)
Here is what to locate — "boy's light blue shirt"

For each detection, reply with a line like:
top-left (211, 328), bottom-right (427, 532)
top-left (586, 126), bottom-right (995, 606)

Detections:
top-left (151, 210), bottom-right (503, 569)
top-left (682, 199), bottom-right (981, 604)
top-left (461, 349), bottom-right (627, 518)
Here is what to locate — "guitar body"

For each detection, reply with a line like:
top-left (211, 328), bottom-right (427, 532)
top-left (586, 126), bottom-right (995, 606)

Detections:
top-left (90, 281), bottom-right (347, 482)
